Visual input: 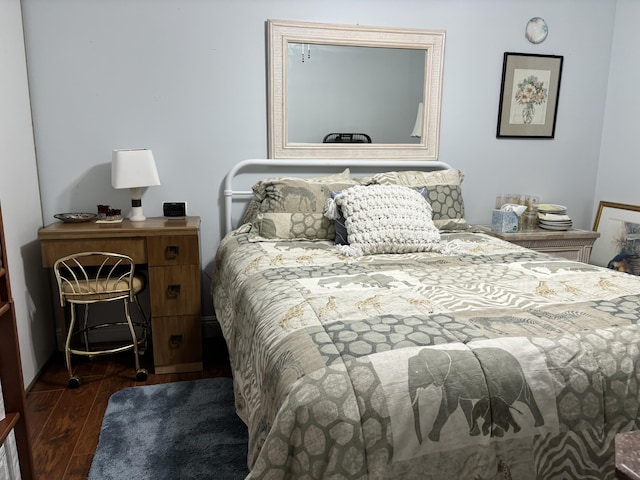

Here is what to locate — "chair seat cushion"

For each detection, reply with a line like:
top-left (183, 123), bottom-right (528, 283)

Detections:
top-left (60, 272), bottom-right (146, 301)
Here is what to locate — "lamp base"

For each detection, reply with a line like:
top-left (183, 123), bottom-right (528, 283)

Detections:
top-left (128, 188), bottom-right (147, 221)
top-left (129, 205), bottom-right (146, 222)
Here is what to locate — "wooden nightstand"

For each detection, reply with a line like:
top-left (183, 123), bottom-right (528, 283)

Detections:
top-left (475, 225), bottom-right (600, 263)
top-left (38, 217), bottom-right (203, 374)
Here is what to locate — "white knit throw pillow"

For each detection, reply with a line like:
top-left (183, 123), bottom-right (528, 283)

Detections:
top-left (325, 184), bottom-right (443, 256)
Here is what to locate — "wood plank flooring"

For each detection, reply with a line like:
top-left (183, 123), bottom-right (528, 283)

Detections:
top-left (26, 336), bottom-right (232, 480)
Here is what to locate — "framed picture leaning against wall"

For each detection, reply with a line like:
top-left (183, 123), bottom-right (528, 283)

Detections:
top-left (591, 201), bottom-right (640, 274)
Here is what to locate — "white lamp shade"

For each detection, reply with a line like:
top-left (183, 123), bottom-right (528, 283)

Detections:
top-left (111, 148), bottom-right (161, 189)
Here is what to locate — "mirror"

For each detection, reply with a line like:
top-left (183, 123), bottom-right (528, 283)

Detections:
top-left (287, 44), bottom-right (425, 144)
top-left (268, 19), bottom-right (445, 160)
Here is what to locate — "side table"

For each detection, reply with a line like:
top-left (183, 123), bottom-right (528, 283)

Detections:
top-left (475, 225), bottom-right (600, 264)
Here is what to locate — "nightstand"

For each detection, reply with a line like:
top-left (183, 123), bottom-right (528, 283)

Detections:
top-left (475, 225), bottom-right (600, 263)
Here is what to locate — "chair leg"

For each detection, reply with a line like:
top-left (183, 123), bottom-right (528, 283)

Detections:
top-left (124, 300), bottom-right (147, 381)
top-left (82, 304), bottom-right (90, 352)
top-left (65, 305), bottom-right (81, 388)
top-left (132, 294), bottom-right (149, 353)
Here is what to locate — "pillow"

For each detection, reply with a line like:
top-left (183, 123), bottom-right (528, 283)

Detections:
top-left (324, 185), bottom-right (443, 256)
top-left (367, 169), bottom-right (468, 231)
top-left (331, 191), bottom-right (349, 245)
top-left (331, 187), bottom-right (429, 246)
top-left (246, 170), bottom-right (358, 240)
top-left (251, 212), bottom-right (335, 240)
top-left (241, 169), bottom-right (352, 225)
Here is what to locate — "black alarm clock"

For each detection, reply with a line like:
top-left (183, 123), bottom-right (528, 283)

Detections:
top-left (162, 202), bottom-right (187, 218)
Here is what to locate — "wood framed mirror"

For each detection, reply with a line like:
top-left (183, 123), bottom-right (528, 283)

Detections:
top-left (267, 19), bottom-right (446, 160)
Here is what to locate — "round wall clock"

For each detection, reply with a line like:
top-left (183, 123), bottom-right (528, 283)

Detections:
top-left (525, 17), bottom-right (548, 44)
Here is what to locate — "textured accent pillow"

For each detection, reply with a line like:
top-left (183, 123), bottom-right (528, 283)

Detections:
top-left (241, 169), bottom-right (352, 225)
top-left (331, 187), bottom-right (429, 246)
top-left (325, 185), bottom-right (443, 256)
top-left (367, 169), bottom-right (468, 231)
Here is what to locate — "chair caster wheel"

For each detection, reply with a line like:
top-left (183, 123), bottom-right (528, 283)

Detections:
top-left (67, 376), bottom-right (81, 389)
top-left (136, 369), bottom-right (148, 381)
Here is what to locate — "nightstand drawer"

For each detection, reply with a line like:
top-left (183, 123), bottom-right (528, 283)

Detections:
top-left (40, 238), bottom-right (146, 266)
top-left (475, 225), bottom-right (599, 264)
top-left (528, 246), bottom-right (583, 262)
top-left (151, 315), bottom-right (203, 373)
top-left (147, 235), bottom-right (199, 266)
top-left (148, 265), bottom-right (200, 315)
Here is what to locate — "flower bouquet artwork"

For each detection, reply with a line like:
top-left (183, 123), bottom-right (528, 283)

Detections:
top-left (513, 73), bottom-right (548, 125)
top-left (497, 52), bottom-right (563, 138)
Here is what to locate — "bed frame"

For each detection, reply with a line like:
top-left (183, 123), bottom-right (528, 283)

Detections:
top-left (223, 158), bottom-right (452, 234)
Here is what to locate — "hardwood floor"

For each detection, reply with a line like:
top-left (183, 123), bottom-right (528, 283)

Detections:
top-left (25, 336), bottom-right (232, 480)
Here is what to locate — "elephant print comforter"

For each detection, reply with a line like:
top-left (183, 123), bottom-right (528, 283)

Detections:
top-left (212, 230), bottom-right (640, 479)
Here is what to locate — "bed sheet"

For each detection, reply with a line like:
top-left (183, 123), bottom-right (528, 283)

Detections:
top-left (212, 230), bottom-right (640, 479)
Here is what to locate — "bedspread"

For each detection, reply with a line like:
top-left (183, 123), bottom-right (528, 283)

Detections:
top-left (212, 230), bottom-right (640, 479)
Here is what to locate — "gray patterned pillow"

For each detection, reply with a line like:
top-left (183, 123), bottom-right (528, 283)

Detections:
top-left (252, 212), bottom-right (335, 240)
top-left (367, 169), bottom-right (468, 231)
top-left (241, 169), bottom-right (352, 225)
top-left (247, 172), bottom-right (357, 240)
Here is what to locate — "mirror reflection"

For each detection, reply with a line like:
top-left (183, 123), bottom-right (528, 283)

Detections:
top-left (287, 43), bottom-right (425, 144)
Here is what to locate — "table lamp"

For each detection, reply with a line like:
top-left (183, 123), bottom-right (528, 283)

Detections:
top-left (111, 148), bottom-right (161, 222)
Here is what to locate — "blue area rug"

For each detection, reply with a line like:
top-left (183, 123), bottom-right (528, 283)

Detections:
top-left (89, 377), bottom-right (248, 480)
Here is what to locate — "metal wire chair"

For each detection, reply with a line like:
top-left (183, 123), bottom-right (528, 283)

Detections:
top-left (53, 252), bottom-right (149, 388)
top-left (322, 133), bottom-right (372, 143)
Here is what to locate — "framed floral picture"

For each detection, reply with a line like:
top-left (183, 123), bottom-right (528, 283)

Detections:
top-left (591, 201), bottom-right (640, 274)
top-left (496, 52), bottom-right (563, 138)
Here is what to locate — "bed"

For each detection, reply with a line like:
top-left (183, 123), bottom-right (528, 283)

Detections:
top-left (212, 159), bottom-right (640, 479)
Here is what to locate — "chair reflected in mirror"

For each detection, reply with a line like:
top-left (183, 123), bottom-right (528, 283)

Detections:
top-left (322, 133), bottom-right (372, 143)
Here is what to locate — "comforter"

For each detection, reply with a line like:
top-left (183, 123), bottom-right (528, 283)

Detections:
top-left (212, 230), bottom-right (640, 479)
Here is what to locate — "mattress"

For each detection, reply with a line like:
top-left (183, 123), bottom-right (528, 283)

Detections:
top-left (212, 229), bottom-right (640, 479)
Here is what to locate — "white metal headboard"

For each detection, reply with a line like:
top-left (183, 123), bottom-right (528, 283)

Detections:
top-left (223, 158), bottom-right (453, 234)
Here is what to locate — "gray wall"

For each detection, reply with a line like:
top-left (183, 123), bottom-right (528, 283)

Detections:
top-left (0, 0), bottom-right (55, 386)
top-left (13, 0), bottom-right (634, 382)
top-left (595, 0), bottom-right (640, 215)
top-left (22, 0), bottom-right (615, 262)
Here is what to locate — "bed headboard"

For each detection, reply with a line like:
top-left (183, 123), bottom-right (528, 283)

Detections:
top-left (223, 158), bottom-right (453, 235)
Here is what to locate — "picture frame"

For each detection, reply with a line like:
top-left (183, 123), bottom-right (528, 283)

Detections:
top-left (496, 52), bottom-right (563, 138)
top-left (591, 201), bottom-right (640, 273)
